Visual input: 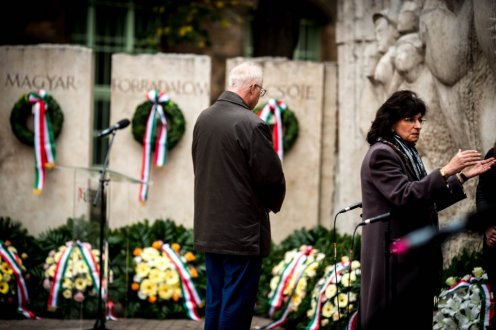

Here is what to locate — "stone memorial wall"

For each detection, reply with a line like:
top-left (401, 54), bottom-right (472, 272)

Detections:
top-left (108, 53), bottom-right (211, 230)
top-left (227, 57), bottom-right (337, 243)
top-left (335, 0), bottom-right (496, 259)
top-left (0, 45), bottom-right (94, 235)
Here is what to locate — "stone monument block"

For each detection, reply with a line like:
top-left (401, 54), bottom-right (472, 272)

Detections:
top-left (227, 57), bottom-right (329, 243)
top-left (109, 53), bottom-right (211, 229)
top-left (0, 44), bottom-right (94, 235)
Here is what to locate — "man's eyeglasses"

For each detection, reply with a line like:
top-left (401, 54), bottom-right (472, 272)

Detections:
top-left (255, 84), bottom-right (267, 97)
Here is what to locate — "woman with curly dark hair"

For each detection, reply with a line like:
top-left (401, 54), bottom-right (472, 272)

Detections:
top-left (359, 90), bottom-right (496, 330)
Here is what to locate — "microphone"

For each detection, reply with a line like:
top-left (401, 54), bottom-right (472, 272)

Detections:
top-left (360, 212), bottom-right (391, 225)
top-left (96, 119), bottom-right (130, 138)
top-left (391, 220), bottom-right (465, 255)
top-left (391, 205), bottom-right (496, 255)
top-left (338, 202), bottom-right (362, 214)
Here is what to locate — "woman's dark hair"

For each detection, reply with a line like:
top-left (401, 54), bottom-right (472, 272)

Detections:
top-left (366, 90), bottom-right (427, 145)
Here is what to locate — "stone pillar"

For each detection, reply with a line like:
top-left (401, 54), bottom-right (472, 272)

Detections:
top-left (0, 45), bottom-right (94, 235)
top-left (227, 57), bottom-right (336, 243)
top-left (108, 53), bottom-right (211, 229)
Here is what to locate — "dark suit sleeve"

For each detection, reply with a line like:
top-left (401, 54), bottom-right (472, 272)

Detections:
top-left (368, 146), bottom-right (465, 208)
top-left (249, 122), bottom-right (286, 213)
top-left (476, 148), bottom-right (496, 212)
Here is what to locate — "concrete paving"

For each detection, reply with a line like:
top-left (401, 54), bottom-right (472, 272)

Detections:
top-left (0, 316), bottom-right (284, 330)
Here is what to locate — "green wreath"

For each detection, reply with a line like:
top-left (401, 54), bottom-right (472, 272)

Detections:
top-left (254, 100), bottom-right (299, 152)
top-left (132, 100), bottom-right (185, 150)
top-left (10, 93), bottom-right (64, 146)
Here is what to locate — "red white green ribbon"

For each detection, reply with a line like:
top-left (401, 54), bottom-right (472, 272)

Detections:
top-left (0, 241), bottom-right (39, 319)
top-left (268, 246), bottom-right (313, 318)
top-left (28, 89), bottom-right (57, 195)
top-left (306, 260), bottom-right (351, 330)
top-left (161, 243), bottom-right (202, 321)
top-left (106, 300), bottom-right (118, 321)
top-left (260, 247), bottom-right (317, 330)
top-left (258, 99), bottom-right (286, 160)
top-left (138, 90), bottom-right (170, 203)
top-left (47, 241), bottom-right (101, 311)
top-left (441, 276), bottom-right (492, 329)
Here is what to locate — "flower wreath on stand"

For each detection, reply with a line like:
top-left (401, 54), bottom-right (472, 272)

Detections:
top-left (0, 240), bottom-right (39, 319)
top-left (43, 241), bottom-right (101, 313)
top-left (254, 98), bottom-right (299, 160)
top-left (258, 245), bottom-right (325, 329)
top-left (9, 89), bottom-right (64, 194)
top-left (433, 267), bottom-right (493, 330)
top-left (130, 240), bottom-right (203, 320)
top-left (305, 256), bottom-right (361, 330)
top-left (131, 90), bottom-right (185, 203)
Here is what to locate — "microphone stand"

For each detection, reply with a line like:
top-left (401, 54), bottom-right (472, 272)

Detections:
top-left (90, 131), bottom-right (117, 330)
top-left (383, 215), bottom-right (394, 321)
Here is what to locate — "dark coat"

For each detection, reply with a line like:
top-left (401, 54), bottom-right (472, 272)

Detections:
top-left (477, 148), bottom-right (496, 302)
top-left (359, 142), bottom-right (466, 330)
top-left (192, 91), bottom-right (286, 257)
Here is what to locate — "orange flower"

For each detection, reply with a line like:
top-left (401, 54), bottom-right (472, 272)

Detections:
top-left (184, 252), bottom-right (196, 262)
top-left (189, 267), bottom-right (198, 278)
top-left (148, 295), bottom-right (157, 304)
top-left (152, 241), bottom-right (163, 250)
top-left (131, 282), bottom-right (140, 291)
top-left (133, 248), bottom-right (142, 256)
top-left (172, 293), bottom-right (180, 302)
top-left (4, 241), bottom-right (11, 246)
top-left (171, 243), bottom-right (181, 252)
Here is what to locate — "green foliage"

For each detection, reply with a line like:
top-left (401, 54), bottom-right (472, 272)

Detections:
top-left (145, 0), bottom-right (252, 49)
top-left (442, 248), bottom-right (484, 283)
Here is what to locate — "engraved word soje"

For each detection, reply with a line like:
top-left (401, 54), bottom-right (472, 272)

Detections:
top-left (264, 84), bottom-right (317, 100)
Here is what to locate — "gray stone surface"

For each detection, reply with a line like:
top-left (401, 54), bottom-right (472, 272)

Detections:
top-left (108, 53), bottom-right (211, 230)
top-left (0, 44), bottom-right (94, 235)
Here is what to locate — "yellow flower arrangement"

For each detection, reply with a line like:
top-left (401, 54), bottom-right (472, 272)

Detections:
top-left (131, 241), bottom-right (198, 304)
top-left (306, 256), bottom-right (361, 328)
top-left (0, 242), bottom-right (28, 305)
top-left (43, 241), bottom-right (100, 306)
top-left (267, 245), bottom-right (325, 318)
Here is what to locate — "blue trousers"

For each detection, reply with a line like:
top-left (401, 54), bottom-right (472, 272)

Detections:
top-left (204, 253), bottom-right (262, 330)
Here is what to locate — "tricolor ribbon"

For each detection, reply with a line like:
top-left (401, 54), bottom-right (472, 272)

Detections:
top-left (306, 260), bottom-right (351, 330)
top-left (0, 241), bottom-right (39, 319)
top-left (268, 246), bottom-right (314, 317)
top-left (440, 276), bottom-right (492, 329)
top-left (161, 243), bottom-right (202, 321)
top-left (138, 90), bottom-right (170, 203)
top-left (259, 246), bottom-right (316, 330)
top-left (28, 89), bottom-right (57, 195)
top-left (258, 99), bottom-right (286, 160)
top-left (47, 241), bottom-right (101, 311)
top-left (106, 300), bottom-right (118, 321)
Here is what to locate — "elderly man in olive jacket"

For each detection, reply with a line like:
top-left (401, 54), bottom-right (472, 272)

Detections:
top-left (192, 61), bottom-right (286, 330)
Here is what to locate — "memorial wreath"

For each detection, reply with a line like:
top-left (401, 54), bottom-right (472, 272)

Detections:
top-left (9, 90), bottom-right (63, 194)
top-left (254, 98), bottom-right (299, 159)
top-left (131, 90), bottom-right (185, 203)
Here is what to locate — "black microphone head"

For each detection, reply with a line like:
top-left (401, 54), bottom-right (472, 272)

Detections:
top-left (118, 118), bottom-right (130, 128)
